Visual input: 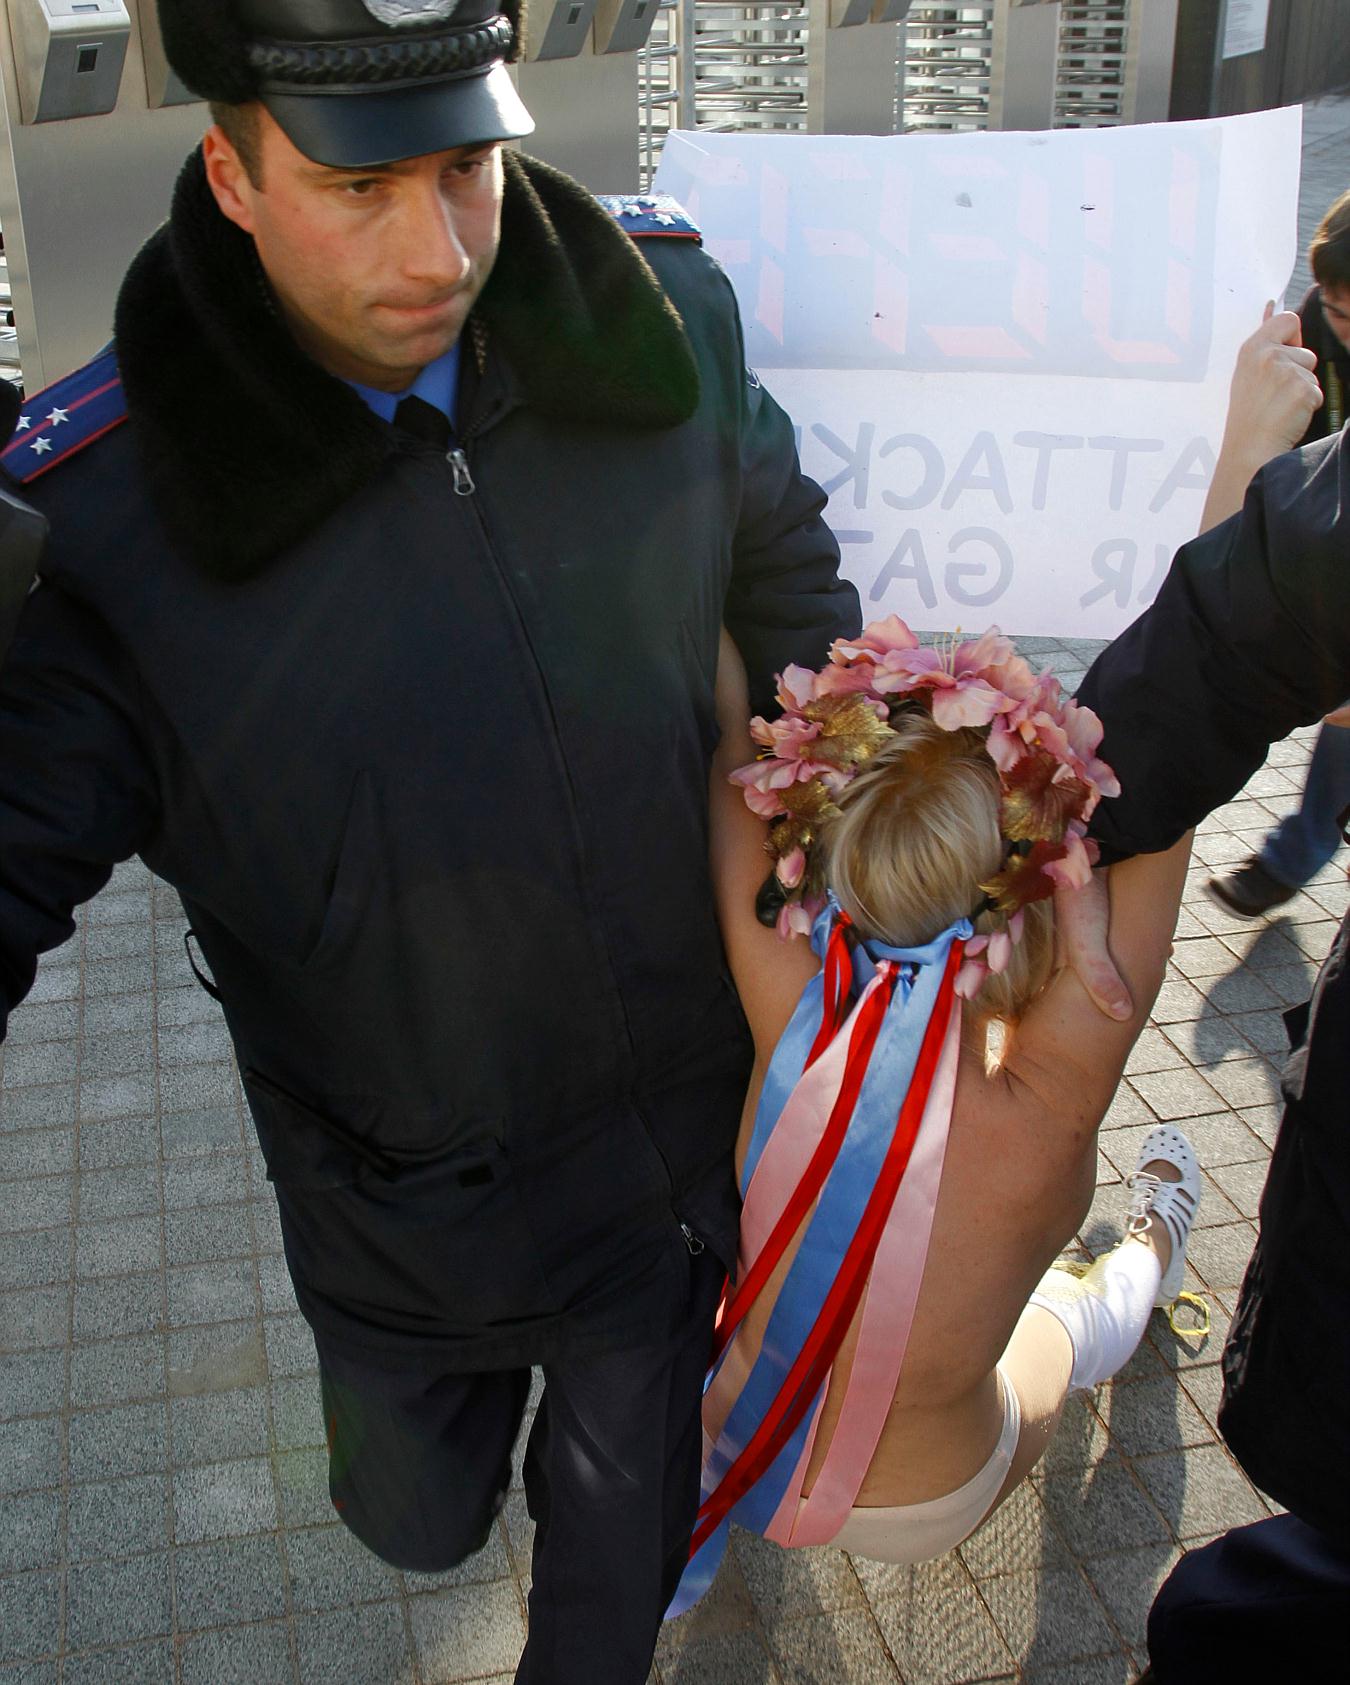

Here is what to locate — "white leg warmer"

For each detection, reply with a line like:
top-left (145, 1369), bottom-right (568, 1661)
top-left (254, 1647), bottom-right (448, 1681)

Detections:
top-left (1027, 1240), bottom-right (1163, 1392)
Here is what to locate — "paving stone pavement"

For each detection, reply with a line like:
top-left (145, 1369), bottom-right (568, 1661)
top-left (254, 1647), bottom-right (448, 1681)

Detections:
top-left (3, 88), bottom-right (1349, 1685)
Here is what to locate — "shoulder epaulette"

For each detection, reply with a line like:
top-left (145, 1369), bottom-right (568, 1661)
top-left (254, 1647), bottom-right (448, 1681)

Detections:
top-left (596, 194), bottom-right (701, 243)
top-left (1, 344), bottom-right (127, 485)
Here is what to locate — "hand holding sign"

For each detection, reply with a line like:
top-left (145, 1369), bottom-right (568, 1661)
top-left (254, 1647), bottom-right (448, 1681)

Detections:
top-left (1201, 303), bottom-right (1322, 531)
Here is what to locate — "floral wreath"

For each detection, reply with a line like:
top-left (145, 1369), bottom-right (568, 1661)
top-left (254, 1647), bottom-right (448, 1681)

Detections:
top-left (732, 615), bottom-right (1120, 996)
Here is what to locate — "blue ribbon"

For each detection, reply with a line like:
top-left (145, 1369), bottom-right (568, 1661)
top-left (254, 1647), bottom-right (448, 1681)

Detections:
top-left (667, 902), bottom-right (969, 1616)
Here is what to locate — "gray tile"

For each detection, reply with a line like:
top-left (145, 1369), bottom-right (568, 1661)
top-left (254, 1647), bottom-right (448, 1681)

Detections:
top-left (979, 1564), bottom-right (1116, 1669)
top-left (0, 1660), bottom-right (59, 1684)
top-left (73, 1273), bottom-right (164, 1342)
top-left (2, 1040), bottom-right (78, 1090)
top-left (276, 1448), bottom-right (334, 1529)
top-left (77, 1031), bottom-right (154, 1082)
top-left (270, 1377), bottom-right (324, 1453)
top-left (1153, 1302), bottom-right (1233, 1372)
top-left (0, 1228), bottom-right (71, 1290)
top-left (164, 1202), bottom-right (253, 1267)
top-left (1039, 1457), bottom-right (1170, 1556)
top-left (0, 1570), bottom-right (61, 1661)
top-left (174, 1533), bottom-right (287, 1629)
top-left (0, 1177), bottom-right (72, 1234)
top-left (83, 923), bottom-right (152, 963)
top-left (80, 993), bottom-right (153, 1041)
top-left (1086, 1543), bottom-right (1183, 1652)
top-left (295, 1602), bottom-right (413, 1685)
top-left (173, 1456), bottom-right (277, 1543)
top-left (0, 1490), bottom-right (62, 1572)
top-left (260, 1254), bottom-right (298, 1315)
top-left (1209, 1158), bottom-right (1269, 1219)
top-left (155, 987), bottom-right (224, 1030)
top-left (66, 1474), bottom-right (169, 1563)
top-left (167, 1259), bottom-right (256, 1327)
top-left (159, 1023), bottom-right (236, 1069)
top-left (0, 1083), bottom-right (76, 1132)
top-left (68, 1401), bottom-right (168, 1483)
top-left (767, 1608), bottom-right (900, 1685)
top-left (75, 1215), bottom-right (161, 1279)
top-left (1133, 1446), bottom-right (1270, 1540)
top-left (77, 1117), bottom-right (160, 1170)
top-left (730, 1527), bottom-right (862, 1624)
top-left (1184, 1223), bottom-right (1258, 1293)
top-left (167, 1324), bottom-right (268, 1397)
top-left (960, 1480), bottom-right (1069, 1578)
top-left (65, 1551), bottom-right (174, 1650)
top-left (69, 1334), bottom-right (164, 1410)
top-left (162, 1154), bottom-right (247, 1211)
top-left (285, 1522), bottom-right (402, 1612)
top-left (1103, 1376), bottom-right (1212, 1458)
top-left (0, 1129), bottom-right (74, 1179)
top-left (252, 1199), bottom-right (286, 1254)
top-left (2, 1001), bottom-right (80, 1047)
top-left (171, 1386), bottom-right (269, 1466)
top-left (159, 1063), bottom-right (238, 1116)
top-left (85, 890), bottom-right (150, 927)
top-left (0, 1285), bottom-right (70, 1352)
top-left (179, 1622), bottom-right (296, 1685)
top-left (0, 1349), bottom-right (66, 1421)
top-left (0, 1416), bottom-right (64, 1496)
top-left (1126, 1069), bottom-right (1223, 1121)
top-left (1023, 1654), bottom-right (1136, 1685)
top-left (160, 1104), bottom-right (242, 1159)
top-left (77, 1071), bottom-right (156, 1122)
top-left (265, 1313), bottom-right (318, 1380)
top-left (854, 1552), bottom-right (1013, 1684)
top-left (1200, 1059), bottom-right (1280, 1109)
top-left (407, 1580), bottom-right (527, 1682)
top-left (77, 1164), bottom-right (160, 1221)
top-left (20, 962), bottom-right (80, 1006)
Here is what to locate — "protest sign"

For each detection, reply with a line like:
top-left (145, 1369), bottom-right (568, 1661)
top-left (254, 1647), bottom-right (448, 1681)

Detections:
top-left (654, 108), bottom-right (1302, 638)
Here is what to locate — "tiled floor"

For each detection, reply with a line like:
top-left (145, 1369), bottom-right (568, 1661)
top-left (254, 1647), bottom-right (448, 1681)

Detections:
top-left (3, 88), bottom-right (1348, 1685)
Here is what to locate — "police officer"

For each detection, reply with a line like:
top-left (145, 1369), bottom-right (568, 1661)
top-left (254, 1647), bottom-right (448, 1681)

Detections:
top-left (0, 3), bottom-right (859, 1678)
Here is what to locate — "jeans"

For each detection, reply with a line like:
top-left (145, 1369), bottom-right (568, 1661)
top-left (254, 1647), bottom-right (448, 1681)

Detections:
top-left (1259, 722), bottom-right (1350, 889)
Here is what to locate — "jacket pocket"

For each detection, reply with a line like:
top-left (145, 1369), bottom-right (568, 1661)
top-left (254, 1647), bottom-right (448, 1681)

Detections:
top-left (241, 1070), bottom-right (559, 1331)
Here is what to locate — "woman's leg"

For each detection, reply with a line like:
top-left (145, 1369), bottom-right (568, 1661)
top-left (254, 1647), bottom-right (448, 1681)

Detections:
top-left (985, 1145), bottom-right (1187, 1513)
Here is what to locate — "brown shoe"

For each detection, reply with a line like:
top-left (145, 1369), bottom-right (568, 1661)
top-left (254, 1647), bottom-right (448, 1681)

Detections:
top-left (1205, 859), bottom-right (1297, 919)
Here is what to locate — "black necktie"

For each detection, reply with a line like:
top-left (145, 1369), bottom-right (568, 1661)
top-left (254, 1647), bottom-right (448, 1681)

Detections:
top-left (394, 394), bottom-right (451, 451)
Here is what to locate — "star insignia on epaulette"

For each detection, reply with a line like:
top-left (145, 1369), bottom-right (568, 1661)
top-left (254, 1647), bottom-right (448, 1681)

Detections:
top-left (31, 436), bottom-right (52, 455)
top-left (15, 414), bottom-right (30, 431)
top-left (47, 407), bottom-right (69, 426)
top-left (653, 213), bottom-right (675, 225)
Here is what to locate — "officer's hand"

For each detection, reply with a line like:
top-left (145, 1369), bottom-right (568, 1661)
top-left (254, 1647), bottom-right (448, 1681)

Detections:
top-left (1055, 868), bottom-right (1133, 1022)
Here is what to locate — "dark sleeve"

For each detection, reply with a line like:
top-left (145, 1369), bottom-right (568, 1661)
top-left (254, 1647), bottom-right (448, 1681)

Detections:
top-left (1296, 286), bottom-right (1332, 447)
top-left (1078, 431), bottom-right (1350, 862)
top-left (0, 582), bottom-right (158, 1038)
top-left (720, 289), bottom-right (861, 717)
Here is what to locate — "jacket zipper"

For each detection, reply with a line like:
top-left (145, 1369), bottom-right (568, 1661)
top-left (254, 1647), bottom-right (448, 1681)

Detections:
top-left (679, 1222), bottom-right (705, 1257)
top-left (439, 424), bottom-right (641, 1079)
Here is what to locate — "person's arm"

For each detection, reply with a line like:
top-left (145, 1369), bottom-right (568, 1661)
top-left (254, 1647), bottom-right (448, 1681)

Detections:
top-left (0, 583), bottom-right (157, 1038)
top-left (1200, 304), bottom-right (1322, 533)
top-left (710, 628), bottom-right (821, 1062)
top-left (1080, 430), bottom-right (1350, 863)
top-left (715, 275), bottom-right (861, 718)
top-left (994, 835), bottom-right (1192, 1141)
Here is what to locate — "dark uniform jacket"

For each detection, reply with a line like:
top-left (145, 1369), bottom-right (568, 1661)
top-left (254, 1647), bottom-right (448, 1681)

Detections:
top-left (0, 150), bottom-right (859, 1368)
top-left (1297, 284), bottom-right (1349, 444)
top-left (1078, 426), bottom-right (1350, 1544)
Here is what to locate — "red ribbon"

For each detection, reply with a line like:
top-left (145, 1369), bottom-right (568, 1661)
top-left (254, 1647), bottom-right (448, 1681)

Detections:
top-left (692, 939), bottom-right (963, 1553)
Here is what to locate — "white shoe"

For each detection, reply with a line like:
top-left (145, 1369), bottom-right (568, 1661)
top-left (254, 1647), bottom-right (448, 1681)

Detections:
top-left (1126, 1125), bottom-right (1202, 1305)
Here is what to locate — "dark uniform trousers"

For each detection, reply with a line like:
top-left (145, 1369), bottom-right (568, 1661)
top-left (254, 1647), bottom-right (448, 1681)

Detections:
top-left (1146, 1514), bottom-right (1350, 1682)
top-left (314, 1251), bottom-right (724, 1683)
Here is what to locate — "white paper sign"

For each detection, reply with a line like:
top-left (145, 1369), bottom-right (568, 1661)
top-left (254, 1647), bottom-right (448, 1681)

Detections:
top-left (1223, 0), bottom-right (1270, 59)
top-left (654, 109), bottom-right (1301, 638)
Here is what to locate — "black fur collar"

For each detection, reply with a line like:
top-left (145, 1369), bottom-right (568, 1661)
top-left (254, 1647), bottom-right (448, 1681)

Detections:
top-left (113, 149), bottom-right (700, 580)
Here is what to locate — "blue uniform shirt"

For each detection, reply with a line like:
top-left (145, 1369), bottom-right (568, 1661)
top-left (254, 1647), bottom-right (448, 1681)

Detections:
top-left (347, 340), bottom-right (462, 429)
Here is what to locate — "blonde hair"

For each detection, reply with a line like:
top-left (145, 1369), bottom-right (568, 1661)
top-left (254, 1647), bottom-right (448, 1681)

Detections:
top-left (822, 709), bottom-right (1054, 1023)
